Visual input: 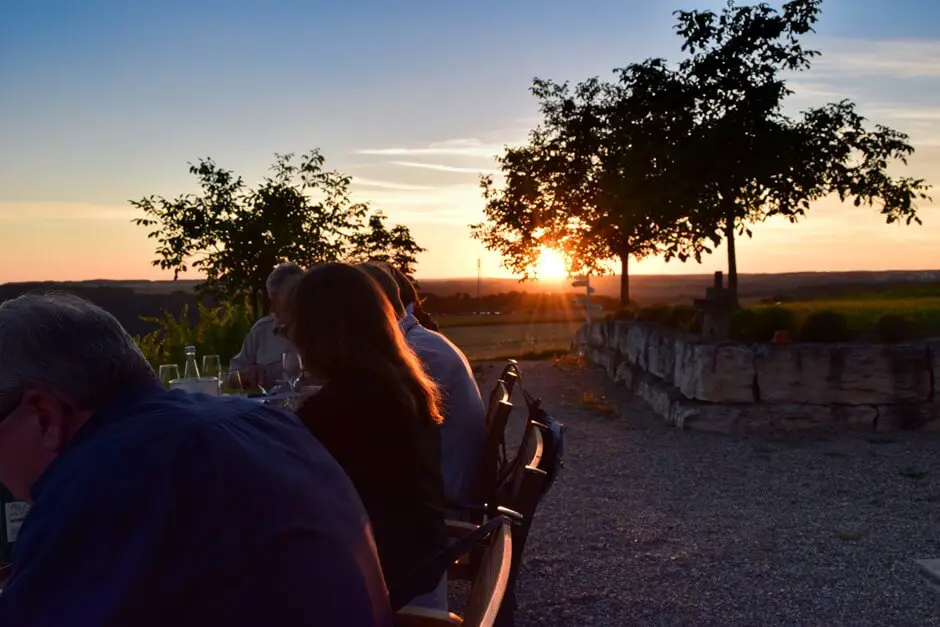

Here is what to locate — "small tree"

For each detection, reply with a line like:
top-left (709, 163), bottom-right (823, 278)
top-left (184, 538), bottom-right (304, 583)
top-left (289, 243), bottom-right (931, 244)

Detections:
top-left (132, 150), bottom-right (424, 317)
top-left (674, 0), bottom-right (931, 306)
top-left (474, 61), bottom-right (710, 306)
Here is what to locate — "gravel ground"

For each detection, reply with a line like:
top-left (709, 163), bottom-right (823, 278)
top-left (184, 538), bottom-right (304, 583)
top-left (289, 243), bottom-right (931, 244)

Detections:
top-left (466, 359), bottom-right (940, 627)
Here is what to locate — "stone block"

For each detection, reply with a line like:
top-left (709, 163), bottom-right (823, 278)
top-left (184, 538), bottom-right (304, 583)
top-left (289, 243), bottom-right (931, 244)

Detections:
top-left (670, 402), bottom-right (747, 434)
top-left (647, 326), bottom-right (679, 384)
top-left (586, 346), bottom-right (618, 374)
top-left (586, 322), bottom-right (607, 347)
top-left (618, 323), bottom-right (650, 370)
top-left (755, 344), bottom-right (932, 405)
top-left (613, 361), bottom-right (637, 392)
top-left (674, 341), bottom-right (756, 403)
top-left (633, 371), bottom-right (677, 418)
top-left (875, 403), bottom-right (940, 432)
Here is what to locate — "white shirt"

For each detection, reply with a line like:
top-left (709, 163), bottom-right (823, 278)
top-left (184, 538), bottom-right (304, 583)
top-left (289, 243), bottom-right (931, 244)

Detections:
top-left (229, 316), bottom-right (295, 388)
top-left (400, 314), bottom-right (486, 505)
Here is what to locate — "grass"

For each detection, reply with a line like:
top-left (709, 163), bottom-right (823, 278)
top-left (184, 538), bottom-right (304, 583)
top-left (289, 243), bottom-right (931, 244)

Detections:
top-left (434, 310), bottom-right (605, 328)
top-left (750, 283), bottom-right (940, 339)
top-left (442, 320), bottom-right (582, 362)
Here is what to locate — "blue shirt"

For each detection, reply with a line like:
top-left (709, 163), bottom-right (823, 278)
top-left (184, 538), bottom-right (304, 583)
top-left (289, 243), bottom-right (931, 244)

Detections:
top-left (0, 380), bottom-right (393, 627)
top-left (401, 315), bottom-right (486, 506)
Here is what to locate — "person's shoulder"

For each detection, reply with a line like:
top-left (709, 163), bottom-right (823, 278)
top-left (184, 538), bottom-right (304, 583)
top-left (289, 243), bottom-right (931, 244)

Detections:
top-left (249, 315), bottom-right (277, 332)
top-left (408, 324), bottom-right (469, 364)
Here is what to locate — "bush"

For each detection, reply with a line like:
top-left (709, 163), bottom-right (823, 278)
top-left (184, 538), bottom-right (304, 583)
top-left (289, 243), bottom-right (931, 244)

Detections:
top-left (730, 306), bottom-right (799, 343)
top-left (136, 300), bottom-right (255, 370)
top-left (799, 310), bottom-right (853, 343)
top-left (875, 313), bottom-right (914, 343)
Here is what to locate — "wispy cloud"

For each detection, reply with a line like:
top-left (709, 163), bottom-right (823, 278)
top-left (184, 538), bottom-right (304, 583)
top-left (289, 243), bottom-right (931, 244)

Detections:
top-left (389, 160), bottom-right (499, 175)
top-left (0, 202), bottom-right (134, 222)
top-left (350, 183), bottom-right (485, 225)
top-left (815, 38), bottom-right (940, 78)
top-left (351, 177), bottom-right (435, 191)
top-left (357, 138), bottom-right (504, 158)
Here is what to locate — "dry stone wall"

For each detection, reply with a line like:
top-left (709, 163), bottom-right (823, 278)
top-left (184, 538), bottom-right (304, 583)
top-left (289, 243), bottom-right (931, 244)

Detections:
top-left (574, 320), bottom-right (939, 434)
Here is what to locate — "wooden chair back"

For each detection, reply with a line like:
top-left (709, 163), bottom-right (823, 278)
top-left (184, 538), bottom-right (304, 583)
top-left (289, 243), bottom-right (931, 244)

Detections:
top-left (396, 523), bottom-right (513, 627)
top-left (463, 523), bottom-right (513, 627)
top-left (471, 381), bottom-right (512, 509)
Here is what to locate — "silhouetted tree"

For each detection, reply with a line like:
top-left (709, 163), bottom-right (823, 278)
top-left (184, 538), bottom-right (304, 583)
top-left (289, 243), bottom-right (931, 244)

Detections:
top-left (474, 62), bottom-right (710, 306)
top-left (674, 0), bottom-right (931, 306)
top-left (132, 150), bottom-right (424, 318)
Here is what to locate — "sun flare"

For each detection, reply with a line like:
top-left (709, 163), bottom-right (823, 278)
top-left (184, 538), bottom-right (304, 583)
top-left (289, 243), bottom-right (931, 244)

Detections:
top-left (535, 247), bottom-right (568, 280)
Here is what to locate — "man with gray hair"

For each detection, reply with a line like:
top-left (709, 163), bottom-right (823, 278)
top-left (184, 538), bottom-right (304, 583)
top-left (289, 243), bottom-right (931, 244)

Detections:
top-left (230, 262), bottom-right (304, 389)
top-left (0, 292), bottom-right (394, 626)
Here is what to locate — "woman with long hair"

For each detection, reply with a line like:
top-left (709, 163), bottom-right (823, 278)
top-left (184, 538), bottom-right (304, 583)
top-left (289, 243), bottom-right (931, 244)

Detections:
top-left (287, 262), bottom-right (448, 609)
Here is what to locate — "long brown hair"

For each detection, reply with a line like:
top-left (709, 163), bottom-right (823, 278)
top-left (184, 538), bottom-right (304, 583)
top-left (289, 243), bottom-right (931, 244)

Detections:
top-left (288, 263), bottom-right (443, 425)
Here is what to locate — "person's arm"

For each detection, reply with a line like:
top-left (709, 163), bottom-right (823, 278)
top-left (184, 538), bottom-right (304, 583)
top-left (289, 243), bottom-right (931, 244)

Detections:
top-left (0, 455), bottom-right (175, 626)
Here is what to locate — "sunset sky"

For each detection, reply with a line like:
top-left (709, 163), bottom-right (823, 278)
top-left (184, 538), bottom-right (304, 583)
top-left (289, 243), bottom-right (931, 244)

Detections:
top-left (2, 0), bottom-right (939, 282)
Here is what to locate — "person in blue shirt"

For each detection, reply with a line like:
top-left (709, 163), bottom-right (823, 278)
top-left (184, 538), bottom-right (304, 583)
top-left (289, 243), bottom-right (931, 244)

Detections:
top-left (0, 292), bottom-right (393, 627)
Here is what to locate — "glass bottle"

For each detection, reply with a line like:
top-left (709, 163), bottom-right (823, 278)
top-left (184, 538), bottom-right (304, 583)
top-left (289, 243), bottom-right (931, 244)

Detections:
top-left (183, 345), bottom-right (200, 380)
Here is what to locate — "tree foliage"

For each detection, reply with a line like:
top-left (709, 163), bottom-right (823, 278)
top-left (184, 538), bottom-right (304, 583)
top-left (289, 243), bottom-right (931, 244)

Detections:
top-left (674, 0), bottom-right (931, 305)
top-left (131, 150), bottom-right (424, 316)
top-left (474, 60), bottom-right (710, 305)
top-left (475, 0), bottom-right (931, 309)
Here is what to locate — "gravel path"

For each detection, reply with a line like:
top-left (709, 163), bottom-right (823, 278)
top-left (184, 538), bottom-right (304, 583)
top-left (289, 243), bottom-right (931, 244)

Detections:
top-left (471, 359), bottom-right (940, 626)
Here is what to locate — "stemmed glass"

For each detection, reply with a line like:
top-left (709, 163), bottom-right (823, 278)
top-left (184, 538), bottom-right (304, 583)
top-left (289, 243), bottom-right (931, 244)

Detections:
top-left (158, 364), bottom-right (180, 390)
top-left (220, 369), bottom-right (245, 396)
top-left (202, 355), bottom-right (221, 379)
top-left (282, 352), bottom-right (304, 393)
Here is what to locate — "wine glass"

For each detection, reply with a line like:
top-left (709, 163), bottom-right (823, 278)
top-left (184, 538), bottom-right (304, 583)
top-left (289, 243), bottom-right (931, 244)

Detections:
top-left (158, 364), bottom-right (180, 390)
top-left (220, 369), bottom-right (245, 396)
top-left (202, 355), bottom-right (221, 379)
top-left (282, 352), bottom-right (303, 392)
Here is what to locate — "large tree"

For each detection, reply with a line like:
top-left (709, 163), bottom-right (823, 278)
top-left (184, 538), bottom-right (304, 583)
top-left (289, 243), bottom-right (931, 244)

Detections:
top-left (674, 0), bottom-right (931, 306)
top-left (132, 150), bottom-right (424, 317)
top-left (474, 60), bottom-right (710, 305)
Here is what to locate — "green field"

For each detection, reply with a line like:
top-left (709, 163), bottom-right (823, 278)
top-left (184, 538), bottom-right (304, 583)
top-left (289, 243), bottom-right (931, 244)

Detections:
top-left (442, 320), bottom-right (584, 362)
top-left (751, 283), bottom-right (940, 338)
top-left (434, 311), bottom-right (596, 329)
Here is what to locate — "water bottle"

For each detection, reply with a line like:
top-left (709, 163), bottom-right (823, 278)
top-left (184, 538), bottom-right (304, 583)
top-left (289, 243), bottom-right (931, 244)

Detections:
top-left (183, 345), bottom-right (200, 380)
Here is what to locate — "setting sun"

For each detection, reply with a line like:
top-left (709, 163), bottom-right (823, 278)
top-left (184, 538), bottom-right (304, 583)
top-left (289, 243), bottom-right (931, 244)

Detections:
top-left (535, 247), bottom-right (568, 279)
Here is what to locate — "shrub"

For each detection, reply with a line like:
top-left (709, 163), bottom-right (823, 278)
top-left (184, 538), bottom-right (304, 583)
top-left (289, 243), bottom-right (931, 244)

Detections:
top-left (874, 313), bottom-right (914, 343)
top-left (730, 306), bottom-right (799, 343)
top-left (136, 300), bottom-right (255, 370)
top-left (799, 310), bottom-right (853, 343)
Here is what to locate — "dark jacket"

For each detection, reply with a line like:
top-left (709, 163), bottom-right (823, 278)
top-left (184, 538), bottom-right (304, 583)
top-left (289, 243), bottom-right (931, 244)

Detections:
top-left (296, 374), bottom-right (447, 598)
top-left (0, 379), bottom-right (393, 627)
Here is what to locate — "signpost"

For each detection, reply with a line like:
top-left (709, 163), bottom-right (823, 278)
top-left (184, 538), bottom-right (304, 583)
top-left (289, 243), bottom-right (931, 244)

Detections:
top-left (571, 275), bottom-right (595, 323)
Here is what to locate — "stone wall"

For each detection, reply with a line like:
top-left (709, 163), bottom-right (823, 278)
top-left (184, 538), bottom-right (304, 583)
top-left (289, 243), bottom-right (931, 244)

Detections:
top-left (574, 320), bottom-right (939, 434)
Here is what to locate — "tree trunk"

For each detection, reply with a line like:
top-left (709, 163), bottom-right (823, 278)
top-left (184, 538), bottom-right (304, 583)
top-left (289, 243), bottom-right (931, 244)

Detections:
top-left (619, 253), bottom-right (630, 307)
top-left (724, 209), bottom-right (739, 309)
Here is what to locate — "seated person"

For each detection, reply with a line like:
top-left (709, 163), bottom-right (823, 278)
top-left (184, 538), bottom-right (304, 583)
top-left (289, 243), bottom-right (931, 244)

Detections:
top-left (383, 263), bottom-right (440, 332)
top-left (360, 263), bottom-right (486, 509)
top-left (230, 262), bottom-right (304, 389)
top-left (0, 293), bottom-right (393, 627)
top-left (287, 263), bottom-right (448, 610)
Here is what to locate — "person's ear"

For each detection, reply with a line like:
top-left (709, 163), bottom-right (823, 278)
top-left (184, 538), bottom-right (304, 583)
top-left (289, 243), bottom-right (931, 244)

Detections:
top-left (20, 390), bottom-right (68, 455)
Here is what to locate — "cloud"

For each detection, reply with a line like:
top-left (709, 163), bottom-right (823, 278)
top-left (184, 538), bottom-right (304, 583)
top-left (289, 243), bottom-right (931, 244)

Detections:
top-left (0, 202), bottom-right (135, 222)
top-left (814, 38), bottom-right (940, 78)
top-left (350, 183), bottom-right (485, 225)
top-left (389, 160), bottom-right (499, 175)
top-left (351, 177), bottom-right (435, 191)
top-left (357, 138), bottom-right (505, 158)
